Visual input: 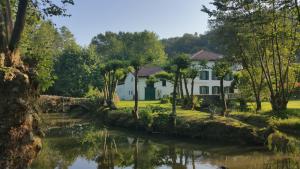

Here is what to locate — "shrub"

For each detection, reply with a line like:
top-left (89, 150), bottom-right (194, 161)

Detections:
top-left (193, 96), bottom-right (203, 109)
top-left (84, 86), bottom-right (104, 100)
top-left (227, 99), bottom-right (240, 110)
top-left (267, 131), bottom-right (300, 153)
top-left (160, 95), bottom-right (170, 104)
top-left (147, 105), bottom-right (170, 113)
top-left (152, 113), bottom-right (170, 132)
top-left (139, 109), bottom-right (153, 129)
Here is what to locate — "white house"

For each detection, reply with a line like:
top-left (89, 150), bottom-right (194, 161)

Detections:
top-left (116, 50), bottom-right (236, 100)
top-left (116, 67), bottom-right (173, 100)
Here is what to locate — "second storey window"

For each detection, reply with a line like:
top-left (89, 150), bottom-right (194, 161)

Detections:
top-left (212, 86), bottom-right (220, 94)
top-left (211, 71), bottom-right (219, 80)
top-left (199, 86), bottom-right (209, 94)
top-left (200, 71), bottom-right (209, 80)
top-left (225, 74), bottom-right (234, 81)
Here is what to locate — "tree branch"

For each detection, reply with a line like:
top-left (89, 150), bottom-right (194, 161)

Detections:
top-left (9, 0), bottom-right (29, 52)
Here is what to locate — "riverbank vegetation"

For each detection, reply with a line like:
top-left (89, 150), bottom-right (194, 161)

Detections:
top-left (39, 98), bottom-right (300, 153)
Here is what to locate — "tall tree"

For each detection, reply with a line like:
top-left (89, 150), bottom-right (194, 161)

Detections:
top-left (126, 31), bottom-right (166, 120)
top-left (204, 0), bottom-right (300, 114)
top-left (184, 61), bottom-right (207, 109)
top-left (51, 46), bottom-right (101, 97)
top-left (168, 54), bottom-right (191, 127)
top-left (100, 60), bottom-right (126, 109)
top-left (21, 21), bottom-right (61, 92)
top-left (212, 60), bottom-right (232, 116)
top-left (0, 0), bottom-right (73, 168)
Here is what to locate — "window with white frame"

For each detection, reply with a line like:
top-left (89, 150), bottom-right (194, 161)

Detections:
top-left (199, 86), bottom-right (209, 94)
top-left (212, 86), bottom-right (220, 94)
top-left (199, 71), bottom-right (209, 80)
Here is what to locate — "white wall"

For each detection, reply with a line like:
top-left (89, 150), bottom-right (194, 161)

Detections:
top-left (187, 61), bottom-right (233, 95)
top-left (117, 73), bottom-right (174, 100)
top-left (117, 61), bottom-right (237, 100)
top-left (116, 73), bottom-right (134, 100)
top-left (154, 80), bottom-right (173, 99)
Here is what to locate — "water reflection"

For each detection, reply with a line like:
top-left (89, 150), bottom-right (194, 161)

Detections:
top-left (30, 128), bottom-right (300, 169)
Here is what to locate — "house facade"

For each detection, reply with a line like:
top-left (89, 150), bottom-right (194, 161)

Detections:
top-left (116, 50), bottom-right (236, 101)
top-left (116, 67), bottom-right (173, 100)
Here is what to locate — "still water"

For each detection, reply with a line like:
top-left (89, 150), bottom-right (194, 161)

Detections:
top-left (30, 127), bottom-right (300, 169)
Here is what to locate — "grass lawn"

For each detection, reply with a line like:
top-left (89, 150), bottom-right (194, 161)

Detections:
top-left (115, 100), bottom-right (300, 132)
top-left (116, 100), bottom-right (300, 115)
top-left (116, 100), bottom-right (216, 121)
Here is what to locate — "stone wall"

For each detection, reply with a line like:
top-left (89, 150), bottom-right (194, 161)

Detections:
top-left (38, 95), bottom-right (101, 113)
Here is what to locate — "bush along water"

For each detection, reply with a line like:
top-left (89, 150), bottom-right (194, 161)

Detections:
top-left (267, 130), bottom-right (300, 154)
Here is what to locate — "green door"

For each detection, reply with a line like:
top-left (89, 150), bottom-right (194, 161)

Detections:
top-left (145, 86), bottom-right (156, 100)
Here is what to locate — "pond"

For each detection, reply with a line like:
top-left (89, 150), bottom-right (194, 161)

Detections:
top-left (30, 126), bottom-right (300, 169)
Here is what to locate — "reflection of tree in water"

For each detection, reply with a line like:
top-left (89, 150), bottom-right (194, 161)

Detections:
top-left (96, 129), bottom-right (118, 169)
top-left (263, 158), bottom-right (300, 169)
top-left (30, 128), bottom-right (300, 169)
top-left (31, 137), bottom-right (84, 169)
top-left (202, 153), bottom-right (300, 169)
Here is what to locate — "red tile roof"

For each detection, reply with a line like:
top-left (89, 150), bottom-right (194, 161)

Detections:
top-left (136, 66), bottom-right (163, 77)
top-left (191, 50), bottom-right (222, 61)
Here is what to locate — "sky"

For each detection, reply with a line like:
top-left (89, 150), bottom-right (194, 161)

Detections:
top-left (51, 0), bottom-right (213, 46)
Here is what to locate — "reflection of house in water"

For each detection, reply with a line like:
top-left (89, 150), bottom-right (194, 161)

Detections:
top-left (117, 50), bottom-right (238, 101)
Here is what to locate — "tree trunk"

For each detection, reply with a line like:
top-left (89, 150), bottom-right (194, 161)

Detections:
top-left (0, 1), bottom-right (42, 168)
top-left (270, 95), bottom-right (288, 114)
top-left (190, 78), bottom-right (195, 109)
top-left (133, 68), bottom-right (139, 120)
top-left (108, 72), bottom-right (116, 109)
top-left (220, 77), bottom-right (227, 116)
top-left (133, 138), bottom-right (139, 169)
top-left (192, 151), bottom-right (196, 169)
top-left (179, 74), bottom-right (184, 99)
top-left (255, 96), bottom-right (262, 112)
top-left (171, 69), bottom-right (179, 128)
top-left (103, 73), bottom-right (108, 106)
top-left (0, 66), bottom-right (42, 168)
top-left (183, 76), bottom-right (190, 99)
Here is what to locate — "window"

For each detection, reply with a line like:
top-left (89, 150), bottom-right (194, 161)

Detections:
top-left (129, 90), bottom-right (131, 95)
top-left (200, 71), bottom-right (209, 80)
top-left (224, 87), bottom-right (232, 94)
top-left (225, 74), bottom-right (233, 81)
top-left (162, 80), bottom-right (166, 86)
top-left (212, 86), bottom-right (220, 94)
top-left (199, 86), bottom-right (209, 94)
top-left (212, 71), bottom-right (219, 80)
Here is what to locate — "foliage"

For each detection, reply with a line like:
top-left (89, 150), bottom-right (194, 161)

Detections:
top-left (139, 109), bottom-right (154, 129)
top-left (20, 21), bottom-right (61, 91)
top-left (152, 113), bottom-right (170, 131)
top-left (267, 131), bottom-right (300, 153)
top-left (204, 0), bottom-right (300, 113)
top-left (84, 86), bottom-right (103, 100)
top-left (162, 33), bottom-right (223, 57)
top-left (160, 96), bottom-right (170, 104)
top-left (50, 45), bottom-right (102, 97)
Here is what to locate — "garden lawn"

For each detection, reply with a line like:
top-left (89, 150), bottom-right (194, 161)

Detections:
top-left (115, 100), bottom-right (300, 136)
top-left (116, 100), bottom-right (209, 120)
